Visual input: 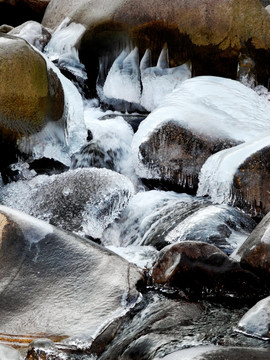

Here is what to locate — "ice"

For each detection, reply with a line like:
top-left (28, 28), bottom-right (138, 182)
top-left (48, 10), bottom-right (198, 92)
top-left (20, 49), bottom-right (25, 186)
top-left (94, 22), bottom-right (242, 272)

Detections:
top-left (76, 103), bottom-right (138, 185)
top-left (101, 46), bottom-right (191, 111)
top-left (106, 245), bottom-right (158, 269)
top-left (17, 47), bottom-right (86, 166)
top-left (102, 190), bottom-right (205, 248)
top-left (10, 21), bottom-right (48, 51)
top-left (103, 48), bottom-right (141, 104)
top-left (237, 296), bottom-right (270, 340)
top-left (0, 168), bottom-right (134, 239)
top-left (165, 204), bottom-right (255, 254)
top-left (132, 76), bottom-right (270, 179)
top-left (44, 18), bottom-right (87, 79)
top-left (197, 133), bottom-right (270, 204)
top-left (140, 48), bottom-right (191, 111)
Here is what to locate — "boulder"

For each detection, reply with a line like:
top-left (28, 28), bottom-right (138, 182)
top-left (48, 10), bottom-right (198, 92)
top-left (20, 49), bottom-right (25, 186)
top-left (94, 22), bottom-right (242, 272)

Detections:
top-left (9, 20), bottom-right (51, 51)
top-left (0, 33), bottom-right (64, 140)
top-left (102, 191), bottom-right (256, 254)
top-left (0, 205), bottom-right (143, 345)
top-left (237, 295), bottom-right (270, 340)
top-left (0, 168), bottom-right (134, 239)
top-left (95, 291), bottom-right (204, 359)
top-left (161, 346), bottom-right (270, 360)
top-left (231, 210), bottom-right (270, 280)
top-left (0, 0), bottom-right (50, 26)
top-left (132, 76), bottom-right (270, 192)
top-left (42, 0), bottom-right (270, 91)
top-left (0, 344), bottom-right (23, 360)
top-left (232, 145), bottom-right (270, 216)
top-left (152, 241), bottom-right (260, 297)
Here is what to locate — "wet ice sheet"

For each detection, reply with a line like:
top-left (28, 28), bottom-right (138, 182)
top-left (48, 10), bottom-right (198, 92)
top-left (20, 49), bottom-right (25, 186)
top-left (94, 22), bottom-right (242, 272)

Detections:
top-left (165, 204), bottom-right (256, 254)
top-left (0, 168), bottom-right (134, 239)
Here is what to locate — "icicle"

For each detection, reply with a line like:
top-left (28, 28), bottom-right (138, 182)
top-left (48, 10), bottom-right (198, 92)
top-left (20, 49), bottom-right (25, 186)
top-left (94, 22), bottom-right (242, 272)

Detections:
top-left (157, 43), bottom-right (169, 69)
top-left (140, 49), bottom-right (152, 72)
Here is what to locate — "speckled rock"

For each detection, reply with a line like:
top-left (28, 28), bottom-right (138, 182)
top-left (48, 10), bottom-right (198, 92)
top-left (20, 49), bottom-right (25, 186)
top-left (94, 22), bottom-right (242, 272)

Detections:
top-left (0, 33), bottom-right (64, 140)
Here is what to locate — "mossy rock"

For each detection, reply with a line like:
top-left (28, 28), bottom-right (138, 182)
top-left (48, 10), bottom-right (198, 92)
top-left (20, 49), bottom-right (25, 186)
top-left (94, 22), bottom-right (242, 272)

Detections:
top-left (0, 33), bottom-right (64, 140)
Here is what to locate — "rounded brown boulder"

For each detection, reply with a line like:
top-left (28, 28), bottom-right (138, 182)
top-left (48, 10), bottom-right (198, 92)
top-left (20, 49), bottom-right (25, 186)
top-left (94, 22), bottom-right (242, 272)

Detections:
top-left (43, 0), bottom-right (270, 90)
top-left (152, 241), bottom-right (260, 297)
top-left (0, 33), bottom-right (64, 140)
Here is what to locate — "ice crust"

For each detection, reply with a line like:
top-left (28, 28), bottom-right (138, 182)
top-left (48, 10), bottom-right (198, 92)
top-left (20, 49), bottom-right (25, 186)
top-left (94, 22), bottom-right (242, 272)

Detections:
top-left (102, 46), bottom-right (191, 111)
top-left (132, 76), bottom-right (270, 197)
top-left (0, 168), bottom-right (134, 239)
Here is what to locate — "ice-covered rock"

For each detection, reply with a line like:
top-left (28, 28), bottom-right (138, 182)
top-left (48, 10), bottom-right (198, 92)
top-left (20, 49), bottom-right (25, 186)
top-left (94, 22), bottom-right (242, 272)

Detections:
top-left (102, 191), bottom-right (208, 250)
top-left (133, 76), bottom-right (270, 191)
top-left (9, 20), bottom-right (51, 51)
top-left (103, 191), bottom-right (255, 253)
top-left (165, 204), bottom-right (256, 254)
top-left (0, 205), bottom-right (143, 344)
top-left (237, 295), bottom-right (270, 340)
top-left (198, 135), bottom-right (270, 215)
top-left (0, 168), bottom-right (134, 239)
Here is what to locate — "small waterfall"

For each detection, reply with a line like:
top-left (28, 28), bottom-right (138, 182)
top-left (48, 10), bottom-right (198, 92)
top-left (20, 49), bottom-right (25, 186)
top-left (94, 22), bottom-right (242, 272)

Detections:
top-left (44, 18), bottom-right (87, 81)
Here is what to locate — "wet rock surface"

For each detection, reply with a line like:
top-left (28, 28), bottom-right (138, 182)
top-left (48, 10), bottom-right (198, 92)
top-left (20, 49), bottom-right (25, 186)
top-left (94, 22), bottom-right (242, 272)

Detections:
top-left (232, 209), bottom-right (270, 281)
top-left (237, 295), bottom-right (270, 340)
top-left (0, 206), bottom-right (143, 340)
top-left (42, 0), bottom-right (270, 92)
top-left (161, 346), bottom-right (270, 360)
top-left (232, 146), bottom-right (270, 216)
top-left (152, 242), bottom-right (261, 298)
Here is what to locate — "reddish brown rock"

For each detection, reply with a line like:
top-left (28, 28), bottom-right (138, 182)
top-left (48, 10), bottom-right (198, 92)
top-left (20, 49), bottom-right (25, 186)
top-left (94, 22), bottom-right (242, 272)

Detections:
top-left (139, 121), bottom-right (238, 193)
top-left (232, 146), bottom-right (270, 216)
top-left (152, 241), bottom-right (260, 296)
top-left (42, 0), bottom-right (270, 90)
